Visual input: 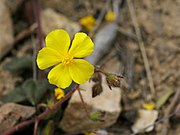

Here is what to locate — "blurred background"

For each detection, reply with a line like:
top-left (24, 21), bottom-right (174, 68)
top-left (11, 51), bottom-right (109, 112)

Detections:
top-left (0, 0), bottom-right (179, 135)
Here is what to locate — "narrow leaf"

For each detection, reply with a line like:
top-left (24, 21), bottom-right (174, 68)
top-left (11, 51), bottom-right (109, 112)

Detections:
top-left (42, 120), bottom-right (54, 135)
top-left (156, 89), bottom-right (174, 109)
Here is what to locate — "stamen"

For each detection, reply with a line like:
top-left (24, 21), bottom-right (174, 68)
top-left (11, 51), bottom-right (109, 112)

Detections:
top-left (62, 54), bottom-right (73, 65)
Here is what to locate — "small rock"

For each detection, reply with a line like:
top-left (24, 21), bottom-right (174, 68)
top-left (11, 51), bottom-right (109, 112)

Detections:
top-left (60, 55), bottom-right (122, 133)
top-left (41, 8), bottom-right (81, 38)
top-left (131, 109), bottom-right (158, 134)
top-left (0, 0), bottom-right (14, 59)
top-left (86, 23), bottom-right (118, 65)
top-left (60, 76), bottom-right (121, 133)
top-left (0, 103), bottom-right (35, 134)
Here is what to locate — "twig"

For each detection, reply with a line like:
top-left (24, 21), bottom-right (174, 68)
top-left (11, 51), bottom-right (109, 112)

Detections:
top-left (2, 84), bottom-right (79, 135)
top-left (32, 0), bottom-right (43, 50)
top-left (161, 89), bottom-right (180, 135)
top-left (112, 0), bottom-right (120, 23)
top-left (33, 120), bottom-right (39, 135)
top-left (14, 23), bottom-right (37, 44)
top-left (118, 27), bottom-right (138, 41)
top-left (32, 34), bottom-right (37, 80)
top-left (77, 88), bottom-right (89, 115)
top-left (32, 0), bottom-right (44, 79)
top-left (127, 0), bottom-right (155, 95)
top-left (88, 0), bottom-right (111, 37)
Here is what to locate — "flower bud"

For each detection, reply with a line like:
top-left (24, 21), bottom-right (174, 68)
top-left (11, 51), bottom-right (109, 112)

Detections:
top-left (92, 83), bottom-right (103, 98)
top-left (106, 73), bottom-right (123, 90)
top-left (79, 15), bottom-right (96, 31)
top-left (54, 88), bottom-right (65, 100)
top-left (90, 111), bottom-right (105, 122)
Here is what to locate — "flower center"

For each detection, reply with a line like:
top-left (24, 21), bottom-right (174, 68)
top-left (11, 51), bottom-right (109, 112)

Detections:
top-left (62, 54), bottom-right (73, 65)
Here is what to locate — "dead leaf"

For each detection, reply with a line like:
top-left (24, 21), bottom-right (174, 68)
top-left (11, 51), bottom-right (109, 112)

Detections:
top-left (0, 103), bottom-right (35, 134)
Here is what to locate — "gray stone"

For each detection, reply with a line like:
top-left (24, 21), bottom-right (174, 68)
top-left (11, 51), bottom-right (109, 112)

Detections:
top-left (0, 0), bottom-right (14, 59)
top-left (86, 23), bottom-right (118, 65)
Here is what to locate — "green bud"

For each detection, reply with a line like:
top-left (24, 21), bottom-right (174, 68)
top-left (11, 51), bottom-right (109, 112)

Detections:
top-left (106, 73), bottom-right (123, 90)
top-left (90, 111), bottom-right (105, 122)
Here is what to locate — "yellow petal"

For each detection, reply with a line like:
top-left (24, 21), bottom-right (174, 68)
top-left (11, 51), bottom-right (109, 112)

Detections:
top-left (45, 29), bottom-right (70, 55)
top-left (54, 88), bottom-right (65, 100)
top-left (48, 64), bottom-right (72, 88)
top-left (79, 15), bottom-right (96, 31)
top-left (68, 33), bottom-right (94, 58)
top-left (143, 103), bottom-right (155, 110)
top-left (37, 47), bottom-right (62, 70)
top-left (79, 15), bottom-right (95, 27)
top-left (69, 59), bottom-right (94, 84)
top-left (105, 11), bottom-right (116, 21)
top-left (84, 131), bottom-right (95, 135)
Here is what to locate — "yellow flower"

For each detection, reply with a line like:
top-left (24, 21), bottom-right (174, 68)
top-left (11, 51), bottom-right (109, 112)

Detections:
top-left (79, 15), bottom-right (96, 31)
top-left (54, 88), bottom-right (65, 100)
top-left (105, 11), bottom-right (116, 21)
top-left (37, 29), bottom-right (94, 88)
top-left (143, 102), bottom-right (155, 110)
top-left (84, 131), bottom-right (95, 135)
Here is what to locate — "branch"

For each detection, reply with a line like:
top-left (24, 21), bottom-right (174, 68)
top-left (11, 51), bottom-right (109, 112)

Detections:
top-left (127, 0), bottom-right (155, 95)
top-left (77, 88), bottom-right (89, 115)
top-left (2, 84), bottom-right (79, 135)
top-left (32, 0), bottom-right (44, 79)
top-left (32, 0), bottom-right (43, 50)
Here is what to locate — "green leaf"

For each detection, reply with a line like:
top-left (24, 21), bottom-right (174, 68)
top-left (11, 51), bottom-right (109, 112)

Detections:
top-left (22, 79), bottom-right (50, 105)
top-left (42, 120), bottom-right (54, 135)
top-left (156, 89), bottom-right (175, 109)
top-left (90, 111), bottom-right (105, 122)
top-left (0, 87), bottom-right (26, 103)
top-left (2, 55), bottom-right (33, 73)
top-left (0, 79), bottom-right (51, 105)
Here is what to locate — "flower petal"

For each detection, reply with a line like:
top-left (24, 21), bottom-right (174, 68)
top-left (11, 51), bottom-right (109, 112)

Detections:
top-left (45, 29), bottom-right (70, 55)
top-left (54, 88), bottom-right (65, 100)
top-left (37, 47), bottom-right (62, 70)
top-left (69, 59), bottom-right (94, 84)
top-left (68, 32), bottom-right (94, 58)
top-left (48, 64), bottom-right (72, 88)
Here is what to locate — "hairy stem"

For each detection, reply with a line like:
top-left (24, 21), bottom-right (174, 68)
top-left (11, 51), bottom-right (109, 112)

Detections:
top-left (77, 88), bottom-right (89, 115)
